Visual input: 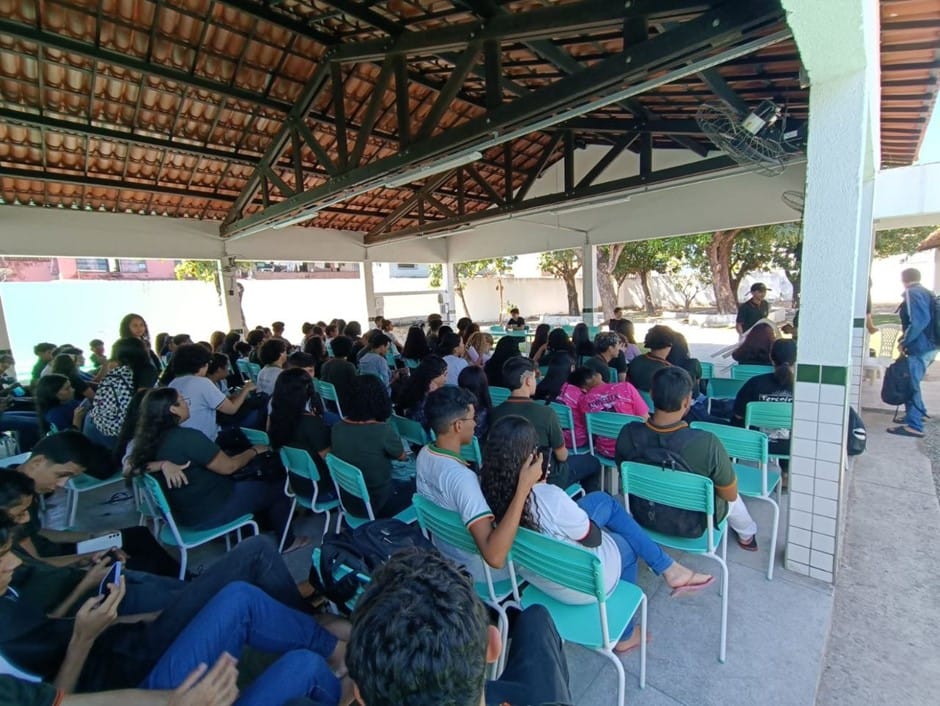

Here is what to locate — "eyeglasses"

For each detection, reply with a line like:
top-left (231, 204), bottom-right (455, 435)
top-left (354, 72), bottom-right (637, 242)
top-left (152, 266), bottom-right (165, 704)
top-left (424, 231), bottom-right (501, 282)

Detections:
top-left (453, 416), bottom-right (476, 426)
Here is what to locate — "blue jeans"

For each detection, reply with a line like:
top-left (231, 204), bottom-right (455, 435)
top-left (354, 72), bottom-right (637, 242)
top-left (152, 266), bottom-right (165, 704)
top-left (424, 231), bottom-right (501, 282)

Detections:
top-left (194, 478), bottom-right (296, 547)
top-left (142, 582), bottom-right (340, 706)
top-left (0, 411), bottom-right (39, 451)
top-left (566, 453), bottom-right (602, 493)
top-left (904, 350), bottom-right (936, 432)
top-left (578, 491), bottom-right (673, 639)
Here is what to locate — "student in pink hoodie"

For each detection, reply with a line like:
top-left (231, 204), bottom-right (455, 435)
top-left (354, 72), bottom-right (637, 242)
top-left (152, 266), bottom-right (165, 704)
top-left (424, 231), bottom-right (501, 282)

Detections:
top-left (555, 367), bottom-right (599, 450)
top-left (579, 371), bottom-right (649, 458)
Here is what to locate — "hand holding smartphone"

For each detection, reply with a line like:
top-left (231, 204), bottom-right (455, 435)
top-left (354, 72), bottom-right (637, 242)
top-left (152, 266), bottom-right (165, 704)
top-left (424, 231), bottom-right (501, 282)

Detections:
top-left (98, 561), bottom-right (122, 597)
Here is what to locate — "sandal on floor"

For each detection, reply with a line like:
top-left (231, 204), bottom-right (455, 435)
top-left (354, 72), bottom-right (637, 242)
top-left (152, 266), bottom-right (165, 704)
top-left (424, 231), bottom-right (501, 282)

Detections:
top-left (887, 426), bottom-right (925, 438)
top-left (669, 574), bottom-right (716, 597)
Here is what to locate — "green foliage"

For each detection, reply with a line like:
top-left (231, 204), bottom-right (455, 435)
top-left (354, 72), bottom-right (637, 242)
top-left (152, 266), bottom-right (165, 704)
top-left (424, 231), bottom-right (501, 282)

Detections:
top-left (537, 249), bottom-right (581, 277)
top-left (874, 226), bottom-right (938, 258)
top-left (174, 259), bottom-right (219, 283)
top-left (428, 258), bottom-right (518, 288)
top-left (611, 239), bottom-right (676, 286)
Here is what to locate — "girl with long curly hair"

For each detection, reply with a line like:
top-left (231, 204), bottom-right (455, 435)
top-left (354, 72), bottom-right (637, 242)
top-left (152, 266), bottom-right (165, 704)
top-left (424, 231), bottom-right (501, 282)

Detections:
top-left (129, 387), bottom-right (309, 552)
top-left (480, 416), bottom-right (715, 653)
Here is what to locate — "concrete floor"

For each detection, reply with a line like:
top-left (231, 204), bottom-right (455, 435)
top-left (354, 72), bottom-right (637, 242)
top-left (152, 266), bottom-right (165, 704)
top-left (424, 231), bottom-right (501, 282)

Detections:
top-left (31, 368), bottom-right (939, 706)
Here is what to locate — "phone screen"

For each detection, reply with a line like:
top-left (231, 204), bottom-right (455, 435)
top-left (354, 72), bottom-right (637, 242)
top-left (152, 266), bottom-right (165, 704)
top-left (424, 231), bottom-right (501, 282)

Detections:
top-left (98, 561), bottom-right (122, 596)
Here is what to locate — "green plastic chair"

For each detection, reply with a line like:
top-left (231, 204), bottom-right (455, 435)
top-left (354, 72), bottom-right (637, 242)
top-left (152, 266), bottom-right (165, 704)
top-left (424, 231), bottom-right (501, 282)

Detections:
top-left (705, 377), bottom-right (747, 413)
top-left (135, 474), bottom-right (258, 579)
top-left (638, 390), bottom-right (654, 411)
top-left (745, 401), bottom-right (793, 464)
top-left (489, 386), bottom-right (511, 406)
top-left (311, 546), bottom-right (371, 613)
top-left (240, 427), bottom-right (270, 446)
top-left (489, 325), bottom-right (506, 335)
top-left (619, 461), bottom-right (729, 662)
top-left (428, 428), bottom-right (482, 467)
top-left (413, 495), bottom-right (515, 678)
top-left (585, 411), bottom-right (645, 492)
top-left (315, 380), bottom-right (344, 418)
top-left (690, 422), bottom-right (780, 580)
top-left (325, 453), bottom-right (416, 528)
top-left (607, 367), bottom-right (618, 383)
top-left (700, 362), bottom-right (715, 380)
top-left (562, 325), bottom-right (575, 335)
top-left (402, 357), bottom-right (421, 369)
top-left (538, 366), bottom-right (549, 379)
top-left (235, 359), bottom-right (251, 380)
top-left (65, 470), bottom-right (126, 527)
top-left (549, 401), bottom-right (580, 454)
top-left (508, 526), bottom-right (647, 706)
top-left (392, 414), bottom-right (430, 448)
top-left (730, 364), bottom-right (774, 381)
top-left (279, 446), bottom-right (341, 550)
top-left (246, 362), bottom-right (261, 383)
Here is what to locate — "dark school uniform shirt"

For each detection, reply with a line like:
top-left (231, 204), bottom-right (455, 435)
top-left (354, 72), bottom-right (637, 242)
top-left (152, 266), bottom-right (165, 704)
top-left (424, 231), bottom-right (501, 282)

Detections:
top-left (736, 298), bottom-right (770, 332)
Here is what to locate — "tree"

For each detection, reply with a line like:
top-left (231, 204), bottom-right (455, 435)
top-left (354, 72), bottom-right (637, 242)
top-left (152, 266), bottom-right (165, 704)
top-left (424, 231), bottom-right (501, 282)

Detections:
top-left (874, 226), bottom-right (938, 258)
top-left (612, 239), bottom-right (677, 316)
top-left (429, 257), bottom-right (517, 320)
top-left (705, 229), bottom-right (741, 314)
top-left (175, 259), bottom-right (248, 330)
top-left (538, 249), bottom-right (582, 315)
top-left (596, 244), bottom-right (626, 322)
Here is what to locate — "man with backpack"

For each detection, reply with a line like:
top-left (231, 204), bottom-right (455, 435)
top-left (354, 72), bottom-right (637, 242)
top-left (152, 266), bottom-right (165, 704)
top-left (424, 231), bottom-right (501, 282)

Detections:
top-left (615, 367), bottom-right (760, 551)
top-left (889, 268), bottom-right (938, 438)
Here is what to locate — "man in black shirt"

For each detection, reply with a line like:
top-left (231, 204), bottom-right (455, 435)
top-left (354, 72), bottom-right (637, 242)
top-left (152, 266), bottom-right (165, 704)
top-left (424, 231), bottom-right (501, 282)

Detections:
top-left (347, 550), bottom-right (573, 706)
top-left (736, 283), bottom-right (771, 334)
top-left (506, 308), bottom-right (526, 330)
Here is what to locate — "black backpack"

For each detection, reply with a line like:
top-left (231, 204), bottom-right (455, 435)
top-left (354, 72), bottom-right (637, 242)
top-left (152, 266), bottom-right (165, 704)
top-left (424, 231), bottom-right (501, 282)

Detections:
top-left (881, 355), bottom-right (914, 406)
top-left (930, 292), bottom-right (940, 344)
top-left (621, 423), bottom-right (708, 538)
top-left (309, 519), bottom-right (436, 615)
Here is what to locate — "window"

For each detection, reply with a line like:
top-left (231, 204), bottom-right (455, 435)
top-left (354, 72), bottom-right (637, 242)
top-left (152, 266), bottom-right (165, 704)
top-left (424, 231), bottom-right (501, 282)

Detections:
top-left (117, 259), bottom-right (148, 273)
top-left (75, 258), bottom-right (109, 273)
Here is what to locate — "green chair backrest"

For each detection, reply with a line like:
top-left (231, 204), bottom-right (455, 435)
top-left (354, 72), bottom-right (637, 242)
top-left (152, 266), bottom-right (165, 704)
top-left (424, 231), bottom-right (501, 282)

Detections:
top-left (139, 473), bottom-right (172, 516)
top-left (240, 428), bottom-right (270, 446)
top-left (316, 380), bottom-right (343, 416)
top-left (587, 326), bottom-right (601, 338)
top-left (689, 422), bottom-right (768, 466)
top-left (699, 362), bottom-right (715, 380)
top-left (325, 453), bottom-right (374, 519)
top-left (489, 386), bottom-right (511, 406)
top-left (392, 414), bottom-right (430, 447)
top-left (511, 526), bottom-right (606, 602)
top-left (386, 350), bottom-right (398, 366)
top-left (730, 364), bottom-right (774, 381)
top-left (744, 401), bottom-right (793, 431)
top-left (428, 428), bottom-right (482, 466)
top-left (549, 402), bottom-right (579, 453)
top-left (246, 363), bottom-right (261, 382)
top-left (489, 325), bottom-right (506, 335)
top-left (638, 390), bottom-right (654, 410)
top-left (539, 366), bottom-right (549, 379)
top-left (607, 367), bottom-right (618, 383)
top-left (562, 325), bottom-right (575, 335)
top-left (413, 495), bottom-right (479, 555)
top-left (236, 359), bottom-right (251, 377)
top-left (706, 377), bottom-right (746, 399)
top-left (402, 357), bottom-right (421, 369)
top-left (279, 446), bottom-right (322, 484)
top-left (585, 411), bottom-right (645, 448)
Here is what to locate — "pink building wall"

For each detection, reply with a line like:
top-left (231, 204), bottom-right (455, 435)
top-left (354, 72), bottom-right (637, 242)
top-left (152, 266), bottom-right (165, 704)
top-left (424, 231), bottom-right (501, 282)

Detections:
top-left (0, 257), bottom-right (178, 281)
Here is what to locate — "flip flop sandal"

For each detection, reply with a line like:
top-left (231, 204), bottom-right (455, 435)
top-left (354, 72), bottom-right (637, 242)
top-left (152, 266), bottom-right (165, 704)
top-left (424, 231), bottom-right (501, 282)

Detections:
top-left (887, 426), bottom-right (925, 438)
top-left (670, 575), bottom-right (716, 597)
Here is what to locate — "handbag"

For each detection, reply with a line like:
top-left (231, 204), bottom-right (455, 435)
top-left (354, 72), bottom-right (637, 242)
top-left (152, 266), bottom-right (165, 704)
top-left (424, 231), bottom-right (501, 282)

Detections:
top-left (232, 450), bottom-right (285, 482)
top-left (880, 355), bottom-right (914, 406)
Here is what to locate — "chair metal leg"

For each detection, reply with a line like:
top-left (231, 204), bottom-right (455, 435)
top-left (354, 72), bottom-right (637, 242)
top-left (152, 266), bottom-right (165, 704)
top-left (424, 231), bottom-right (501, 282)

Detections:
top-left (601, 648), bottom-right (627, 706)
top-left (320, 510), bottom-right (331, 542)
top-left (707, 551), bottom-right (730, 664)
top-left (279, 499), bottom-right (298, 553)
top-left (178, 549), bottom-right (188, 580)
top-left (225, 534), bottom-right (232, 551)
top-left (638, 595), bottom-right (647, 689)
top-left (765, 496), bottom-right (780, 581)
top-left (67, 489), bottom-right (78, 527)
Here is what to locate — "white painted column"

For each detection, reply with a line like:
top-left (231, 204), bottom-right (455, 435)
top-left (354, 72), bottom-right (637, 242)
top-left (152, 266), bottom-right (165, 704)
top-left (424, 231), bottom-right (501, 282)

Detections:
top-left (218, 259), bottom-right (246, 334)
top-left (581, 243), bottom-right (598, 325)
top-left (850, 181), bottom-right (876, 410)
top-left (440, 262), bottom-right (458, 324)
top-left (362, 261), bottom-right (379, 320)
top-left (0, 293), bottom-right (11, 354)
top-left (788, 69), bottom-right (872, 583)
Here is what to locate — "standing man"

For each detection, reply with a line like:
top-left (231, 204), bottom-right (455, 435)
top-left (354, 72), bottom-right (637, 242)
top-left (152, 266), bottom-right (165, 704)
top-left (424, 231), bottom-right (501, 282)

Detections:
top-left (735, 283), bottom-right (771, 335)
top-left (889, 268), bottom-right (937, 438)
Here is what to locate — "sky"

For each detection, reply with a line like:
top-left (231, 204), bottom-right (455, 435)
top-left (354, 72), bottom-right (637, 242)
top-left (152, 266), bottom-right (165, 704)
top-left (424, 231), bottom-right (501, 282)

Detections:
top-left (916, 97), bottom-right (940, 164)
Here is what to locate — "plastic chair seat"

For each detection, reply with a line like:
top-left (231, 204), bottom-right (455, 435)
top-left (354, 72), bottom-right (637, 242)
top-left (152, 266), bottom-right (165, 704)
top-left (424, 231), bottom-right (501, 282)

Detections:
top-left (157, 513), bottom-right (256, 547)
top-left (638, 519), bottom-right (728, 554)
top-left (67, 470), bottom-right (124, 492)
top-left (519, 579), bottom-right (644, 650)
top-left (734, 463), bottom-right (782, 497)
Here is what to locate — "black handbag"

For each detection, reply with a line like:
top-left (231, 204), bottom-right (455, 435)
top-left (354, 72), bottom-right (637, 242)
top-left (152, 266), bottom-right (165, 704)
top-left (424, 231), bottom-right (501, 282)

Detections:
top-left (232, 450), bottom-right (285, 482)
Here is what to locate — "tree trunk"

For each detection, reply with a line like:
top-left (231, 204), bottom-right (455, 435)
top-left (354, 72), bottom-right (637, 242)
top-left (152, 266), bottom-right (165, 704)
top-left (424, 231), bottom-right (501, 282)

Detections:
top-left (596, 245), bottom-right (625, 321)
top-left (639, 270), bottom-right (656, 315)
top-left (563, 273), bottom-right (580, 315)
top-left (707, 229), bottom-right (740, 314)
top-left (455, 279), bottom-right (471, 321)
top-left (496, 277), bottom-right (504, 323)
top-left (785, 269), bottom-right (801, 308)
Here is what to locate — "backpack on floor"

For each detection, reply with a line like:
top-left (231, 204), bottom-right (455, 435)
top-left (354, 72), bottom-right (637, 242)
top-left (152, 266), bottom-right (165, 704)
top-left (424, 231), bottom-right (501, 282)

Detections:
top-left (310, 519), bottom-right (436, 615)
top-left (846, 407), bottom-right (867, 456)
top-left (620, 423), bottom-right (708, 538)
top-left (880, 355), bottom-right (914, 406)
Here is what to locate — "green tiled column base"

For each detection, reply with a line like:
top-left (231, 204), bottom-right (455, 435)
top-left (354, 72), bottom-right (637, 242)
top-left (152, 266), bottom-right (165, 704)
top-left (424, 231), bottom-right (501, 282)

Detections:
top-left (853, 317), bottom-right (865, 328)
top-left (796, 364), bottom-right (848, 386)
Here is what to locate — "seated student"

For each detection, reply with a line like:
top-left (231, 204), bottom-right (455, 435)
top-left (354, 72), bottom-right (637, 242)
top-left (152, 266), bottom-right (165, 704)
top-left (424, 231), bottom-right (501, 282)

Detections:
top-left (439, 332), bottom-right (469, 386)
top-left (570, 323), bottom-right (594, 361)
top-left (731, 338), bottom-right (795, 459)
top-left (319, 335), bottom-right (357, 412)
top-left (330, 375), bottom-right (414, 519)
top-left (626, 325), bottom-right (674, 392)
top-left (395, 355), bottom-right (447, 430)
top-left (615, 367), bottom-right (760, 551)
top-left (245, 329), bottom-right (266, 365)
top-left (533, 355), bottom-right (572, 402)
top-left (162, 334), bottom-right (192, 367)
top-left (457, 365), bottom-right (492, 439)
top-left (489, 357), bottom-right (602, 492)
top-left (731, 322), bottom-right (775, 366)
top-left (348, 550), bottom-right (573, 706)
top-left (302, 336), bottom-right (328, 378)
top-left (610, 319), bottom-right (642, 362)
top-left (87, 339), bottom-right (108, 373)
top-left (481, 416), bottom-right (713, 653)
top-left (578, 368), bottom-right (649, 457)
top-left (357, 333), bottom-right (398, 392)
top-left (165, 344), bottom-right (256, 443)
top-left (0, 653), bottom-right (238, 706)
top-left (271, 320), bottom-right (291, 349)
top-left (205, 353), bottom-right (231, 394)
top-left (0, 523), bottom-right (347, 703)
top-left (400, 325), bottom-right (431, 363)
top-left (483, 336), bottom-right (522, 389)
top-left (466, 331), bottom-right (494, 367)
top-left (424, 313), bottom-right (443, 352)
top-left (540, 328), bottom-right (575, 369)
top-left (666, 331), bottom-right (704, 390)
top-left (255, 339), bottom-right (287, 396)
top-left (50, 354), bottom-right (94, 401)
top-left (506, 307), bottom-right (526, 330)
top-left (85, 337), bottom-right (158, 450)
top-left (268, 367), bottom-right (332, 497)
top-left (130, 387), bottom-right (308, 553)
top-left (528, 324), bottom-right (550, 361)
top-left (34, 375), bottom-right (86, 435)
top-left (583, 332), bottom-right (626, 383)
top-left (31, 343), bottom-right (56, 388)
top-left (555, 367), bottom-right (593, 450)
top-left (416, 386), bottom-right (540, 581)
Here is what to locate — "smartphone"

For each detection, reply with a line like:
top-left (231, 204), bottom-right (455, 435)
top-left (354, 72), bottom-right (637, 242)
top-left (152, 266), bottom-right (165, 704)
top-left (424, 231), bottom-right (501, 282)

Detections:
top-left (394, 359), bottom-right (410, 377)
top-left (75, 532), bottom-right (122, 555)
top-left (98, 561), bottom-right (122, 597)
top-left (538, 446), bottom-right (552, 480)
